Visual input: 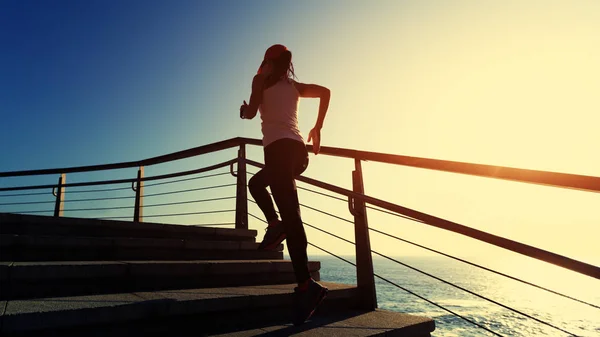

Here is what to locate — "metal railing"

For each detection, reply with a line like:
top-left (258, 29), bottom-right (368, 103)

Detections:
top-left (1, 137), bottom-right (598, 336)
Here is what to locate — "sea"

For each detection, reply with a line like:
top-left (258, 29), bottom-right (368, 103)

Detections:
top-left (312, 255), bottom-right (599, 337)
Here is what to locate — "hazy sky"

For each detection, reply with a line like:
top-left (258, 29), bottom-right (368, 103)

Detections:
top-left (1, 0), bottom-right (598, 286)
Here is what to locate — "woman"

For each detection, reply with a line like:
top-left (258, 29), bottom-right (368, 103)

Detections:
top-left (240, 44), bottom-right (331, 325)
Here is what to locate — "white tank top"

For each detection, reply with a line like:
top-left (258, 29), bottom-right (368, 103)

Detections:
top-left (258, 78), bottom-right (304, 147)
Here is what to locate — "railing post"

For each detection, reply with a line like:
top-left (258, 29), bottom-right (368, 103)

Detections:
top-left (351, 159), bottom-right (377, 310)
top-left (235, 144), bottom-right (248, 230)
top-left (133, 166), bottom-right (144, 222)
top-left (53, 173), bottom-right (66, 217)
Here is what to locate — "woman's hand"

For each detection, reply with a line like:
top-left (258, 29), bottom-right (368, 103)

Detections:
top-left (307, 127), bottom-right (321, 155)
top-left (240, 100), bottom-right (248, 119)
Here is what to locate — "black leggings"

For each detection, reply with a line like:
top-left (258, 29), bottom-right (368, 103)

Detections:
top-left (248, 138), bottom-right (310, 284)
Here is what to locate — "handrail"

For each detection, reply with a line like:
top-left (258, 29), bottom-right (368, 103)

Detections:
top-left (245, 158), bottom-right (600, 279)
top-left (0, 138), bottom-right (242, 177)
top-left (240, 138), bottom-right (600, 193)
top-left (3, 137), bottom-right (599, 193)
top-left (0, 159), bottom-right (237, 192)
top-left (2, 137), bottom-right (598, 277)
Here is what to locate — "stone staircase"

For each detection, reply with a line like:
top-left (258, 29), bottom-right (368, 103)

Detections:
top-left (0, 213), bottom-right (435, 336)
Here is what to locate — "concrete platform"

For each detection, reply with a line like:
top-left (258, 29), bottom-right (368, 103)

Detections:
top-left (211, 310), bottom-right (435, 337)
top-left (0, 282), bottom-right (358, 335)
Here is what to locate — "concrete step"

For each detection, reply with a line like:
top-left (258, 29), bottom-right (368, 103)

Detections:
top-left (0, 260), bottom-right (320, 300)
top-left (0, 283), bottom-right (401, 337)
top-left (0, 234), bottom-right (282, 262)
top-left (0, 213), bottom-right (256, 242)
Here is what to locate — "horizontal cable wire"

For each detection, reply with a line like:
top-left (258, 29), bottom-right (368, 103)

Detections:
top-left (368, 226), bottom-right (600, 310)
top-left (247, 169), bottom-right (345, 202)
top-left (0, 159), bottom-right (237, 193)
top-left (140, 209), bottom-right (235, 218)
top-left (298, 184), bottom-right (423, 223)
top-left (0, 200), bottom-right (55, 206)
top-left (16, 196), bottom-right (236, 216)
top-left (101, 209), bottom-right (234, 220)
top-left (223, 169), bottom-right (593, 331)
top-left (144, 171), bottom-right (232, 188)
top-left (302, 210), bottom-right (580, 334)
top-left (142, 196), bottom-right (236, 208)
top-left (370, 270), bottom-right (504, 337)
top-left (248, 182), bottom-right (597, 311)
top-left (61, 205), bottom-right (134, 212)
top-left (250, 201), bottom-right (354, 244)
top-left (248, 198), bottom-right (353, 225)
top-left (303, 220), bottom-right (355, 245)
top-left (15, 196), bottom-right (235, 219)
top-left (64, 186), bottom-right (131, 194)
top-left (248, 212), bottom-right (267, 223)
top-left (14, 210), bottom-right (54, 214)
top-left (249, 169), bottom-right (421, 223)
top-left (64, 195), bottom-right (135, 203)
top-left (297, 185), bottom-right (346, 201)
top-left (246, 169), bottom-right (344, 199)
top-left (249, 164), bottom-right (595, 282)
top-left (144, 183), bottom-right (236, 198)
top-left (248, 193), bottom-right (354, 225)
top-left (190, 222), bottom-right (236, 227)
top-left (60, 184), bottom-right (235, 203)
top-left (0, 191), bottom-right (49, 198)
top-left (299, 202), bottom-right (354, 224)
top-left (255, 200), bottom-right (578, 336)
top-left (247, 169), bottom-right (423, 224)
top-left (370, 252), bottom-right (577, 336)
top-left (254, 191), bottom-right (597, 310)
top-left (97, 216), bottom-right (128, 220)
top-left (306, 241), bottom-right (504, 337)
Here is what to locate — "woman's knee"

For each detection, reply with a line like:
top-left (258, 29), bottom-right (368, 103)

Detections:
top-left (248, 175), bottom-right (266, 193)
top-left (248, 176), bottom-right (258, 192)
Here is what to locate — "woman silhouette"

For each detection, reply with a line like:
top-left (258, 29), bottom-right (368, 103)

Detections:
top-left (240, 44), bottom-right (331, 325)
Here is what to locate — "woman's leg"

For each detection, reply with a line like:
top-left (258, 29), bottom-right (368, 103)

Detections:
top-left (265, 139), bottom-right (327, 326)
top-left (265, 139), bottom-right (310, 284)
top-left (248, 168), bottom-right (278, 223)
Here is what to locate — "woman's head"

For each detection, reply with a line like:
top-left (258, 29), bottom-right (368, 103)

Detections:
top-left (257, 44), bottom-right (296, 80)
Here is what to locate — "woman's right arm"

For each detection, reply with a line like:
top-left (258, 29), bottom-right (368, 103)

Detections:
top-left (294, 82), bottom-right (331, 130)
top-left (294, 81), bottom-right (330, 154)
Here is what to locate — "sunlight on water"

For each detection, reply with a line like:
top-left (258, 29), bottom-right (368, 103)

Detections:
top-left (316, 255), bottom-right (600, 337)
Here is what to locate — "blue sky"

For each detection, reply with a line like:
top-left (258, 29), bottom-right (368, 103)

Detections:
top-left (1, 0), bottom-right (599, 286)
top-left (2, 0), bottom-right (274, 169)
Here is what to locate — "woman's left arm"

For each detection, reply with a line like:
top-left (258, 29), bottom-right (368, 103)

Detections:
top-left (241, 74), bottom-right (265, 119)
